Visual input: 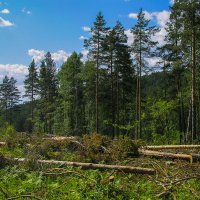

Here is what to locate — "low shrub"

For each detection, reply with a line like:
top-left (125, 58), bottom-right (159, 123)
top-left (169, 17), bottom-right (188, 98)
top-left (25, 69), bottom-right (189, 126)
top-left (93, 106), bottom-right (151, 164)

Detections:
top-left (108, 138), bottom-right (145, 161)
top-left (81, 133), bottom-right (111, 163)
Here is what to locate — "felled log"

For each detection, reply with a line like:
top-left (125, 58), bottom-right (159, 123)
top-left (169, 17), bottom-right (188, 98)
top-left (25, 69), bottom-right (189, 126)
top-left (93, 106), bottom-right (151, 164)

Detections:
top-left (144, 145), bottom-right (200, 150)
top-left (139, 149), bottom-right (200, 163)
top-left (0, 142), bottom-right (6, 146)
top-left (43, 136), bottom-right (77, 141)
top-left (9, 157), bottom-right (155, 175)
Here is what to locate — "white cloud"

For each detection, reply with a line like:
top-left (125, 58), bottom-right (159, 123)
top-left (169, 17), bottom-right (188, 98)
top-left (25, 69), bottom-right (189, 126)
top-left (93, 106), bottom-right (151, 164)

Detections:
top-left (125, 29), bottom-right (135, 46)
top-left (81, 49), bottom-right (89, 62)
top-left (128, 10), bottom-right (170, 46)
top-left (128, 11), bottom-right (153, 20)
top-left (28, 49), bottom-right (46, 63)
top-left (79, 35), bottom-right (87, 40)
top-left (170, 0), bottom-right (174, 5)
top-left (1, 9), bottom-right (10, 14)
top-left (0, 64), bottom-right (28, 77)
top-left (146, 57), bottom-right (162, 67)
top-left (153, 27), bottom-right (167, 46)
top-left (51, 50), bottom-right (71, 66)
top-left (0, 64), bottom-right (28, 95)
top-left (152, 10), bottom-right (170, 28)
top-left (143, 11), bottom-right (153, 20)
top-left (82, 26), bottom-right (91, 32)
top-left (128, 10), bottom-right (170, 28)
top-left (22, 8), bottom-right (32, 15)
top-left (0, 17), bottom-right (14, 27)
top-left (28, 49), bottom-right (71, 66)
top-left (128, 13), bottom-right (138, 19)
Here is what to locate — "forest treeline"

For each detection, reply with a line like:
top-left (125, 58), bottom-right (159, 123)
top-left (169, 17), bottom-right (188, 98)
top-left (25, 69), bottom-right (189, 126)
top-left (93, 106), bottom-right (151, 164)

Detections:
top-left (0, 1), bottom-right (200, 144)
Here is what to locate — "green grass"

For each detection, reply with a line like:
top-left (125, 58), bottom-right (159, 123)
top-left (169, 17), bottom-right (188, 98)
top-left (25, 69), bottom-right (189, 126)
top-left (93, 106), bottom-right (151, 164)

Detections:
top-left (0, 133), bottom-right (199, 200)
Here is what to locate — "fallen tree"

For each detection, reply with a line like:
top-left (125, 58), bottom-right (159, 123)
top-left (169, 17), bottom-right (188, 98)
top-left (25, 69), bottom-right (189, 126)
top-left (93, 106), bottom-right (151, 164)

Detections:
top-left (144, 145), bottom-right (200, 150)
top-left (0, 142), bottom-right (6, 146)
top-left (139, 149), bottom-right (200, 163)
top-left (43, 136), bottom-right (77, 141)
top-left (6, 157), bottom-right (156, 175)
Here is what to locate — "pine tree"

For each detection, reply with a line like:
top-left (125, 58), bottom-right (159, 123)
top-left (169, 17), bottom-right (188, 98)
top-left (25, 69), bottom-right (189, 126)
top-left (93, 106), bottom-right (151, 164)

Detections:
top-left (37, 52), bottom-right (58, 134)
top-left (131, 9), bottom-right (159, 139)
top-left (58, 52), bottom-right (84, 134)
top-left (169, 0), bottom-right (200, 142)
top-left (104, 21), bottom-right (133, 138)
top-left (0, 76), bottom-right (20, 123)
top-left (80, 61), bottom-right (96, 133)
top-left (84, 12), bottom-right (109, 133)
top-left (24, 59), bottom-right (39, 129)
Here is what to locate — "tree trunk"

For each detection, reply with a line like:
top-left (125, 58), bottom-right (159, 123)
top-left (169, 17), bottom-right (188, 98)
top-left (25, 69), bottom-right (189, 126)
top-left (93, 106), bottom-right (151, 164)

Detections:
top-left (111, 52), bottom-right (115, 139)
top-left (144, 145), bottom-right (200, 150)
top-left (96, 35), bottom-right (100, 134)
top-left (191, 11), bottom-right (197, 142)
top-left (139, 149), bottom-right (193, 163)
top-left (116, 64), bottom-right (119, 138)
top-left (135, 64), bottom-right (139, 139)
top-left (9, 157), bottom-right (156, 175)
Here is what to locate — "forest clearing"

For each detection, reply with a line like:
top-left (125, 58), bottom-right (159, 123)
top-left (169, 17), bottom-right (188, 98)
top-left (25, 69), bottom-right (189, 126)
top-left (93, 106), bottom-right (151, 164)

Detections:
top-left (0, 131), bottom-right (199, 199)
top-left (0, 0), bottom-right (200, 199)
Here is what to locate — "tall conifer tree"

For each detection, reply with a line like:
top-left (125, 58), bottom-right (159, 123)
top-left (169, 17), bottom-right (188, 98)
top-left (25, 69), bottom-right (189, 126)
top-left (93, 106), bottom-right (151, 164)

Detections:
top-left (131, 9), bottom-right (159, 139)
top-left (84, 12), bottom-right (109, 133)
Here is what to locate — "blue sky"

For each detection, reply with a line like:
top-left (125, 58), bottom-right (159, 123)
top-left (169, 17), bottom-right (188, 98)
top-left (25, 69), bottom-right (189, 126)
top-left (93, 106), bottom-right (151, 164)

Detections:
top-left (0, 0), bottom-right (173, 92)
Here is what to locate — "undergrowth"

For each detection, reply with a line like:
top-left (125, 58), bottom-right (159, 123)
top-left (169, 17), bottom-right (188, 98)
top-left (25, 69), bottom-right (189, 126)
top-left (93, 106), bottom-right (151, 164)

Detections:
top-left (0, 132), bottom-right (199, 199)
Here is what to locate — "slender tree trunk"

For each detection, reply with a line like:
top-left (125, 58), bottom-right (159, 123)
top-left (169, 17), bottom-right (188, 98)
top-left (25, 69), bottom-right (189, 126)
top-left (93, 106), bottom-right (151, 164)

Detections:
top-left (182, 100), bottom-right (186, 144)
top-left (135, 64), bottom-right (139, 139)
top-left (186, 104), bottom-right (191, 144)
top-left (122, 87), bottom-right (125, 139)
top-left (111, 52), bottom-right (115, 138)
top-left (176, 73), bottom-right (184, 144)
top-left (96, 35), bottom-right (100, 134)
top-left (116, 64), bottom-right (119, 138)
top-left (191, 7), bottom-right (196, 142)
top-left (139, 41), bottom-right (142, 139)
top-left (31, 82), bottom-right (34, 132)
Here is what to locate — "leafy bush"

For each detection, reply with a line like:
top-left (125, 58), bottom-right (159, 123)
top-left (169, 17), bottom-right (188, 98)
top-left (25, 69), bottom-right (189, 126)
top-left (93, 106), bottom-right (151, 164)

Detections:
top-left (0, 122), bottom-right (16, 140)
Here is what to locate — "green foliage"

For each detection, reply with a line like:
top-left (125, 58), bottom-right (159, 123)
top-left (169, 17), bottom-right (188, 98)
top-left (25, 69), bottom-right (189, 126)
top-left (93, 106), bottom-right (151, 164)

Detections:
top-left (57, 52), bottom-right (85, 135)
top-left (108, 138), bottom-right (144, 160)
top-left (82, 133), bottom-right (110, 162)
top-left (0, 122), bottom-right (16, 140)
top-left (0, 164), bottom-right (199, 200)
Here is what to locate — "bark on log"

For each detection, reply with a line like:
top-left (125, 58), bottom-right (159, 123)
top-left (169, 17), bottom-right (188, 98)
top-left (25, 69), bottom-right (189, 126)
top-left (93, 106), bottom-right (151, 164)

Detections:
top-left (139, 149), bottom-right (195, 163)
top-left (9, 158), bottom-right (155, 175)
top-left (43, 136), bottom-right (77, 141)
top-left (0, 142), bottom-right (6, 146)
top-left (144, 145), bottom-right (200, 150)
